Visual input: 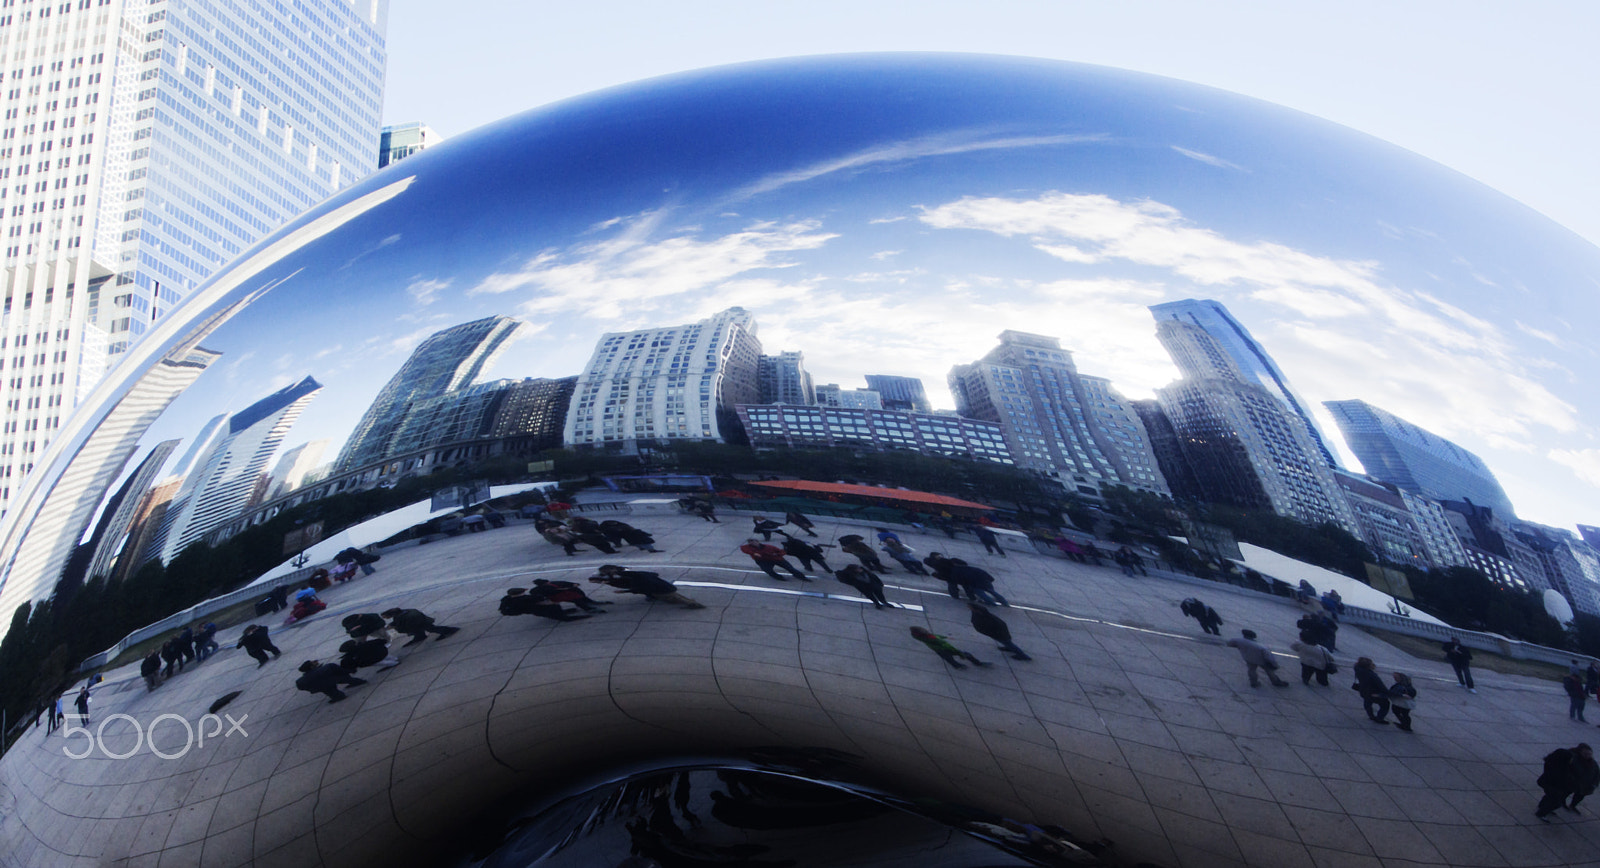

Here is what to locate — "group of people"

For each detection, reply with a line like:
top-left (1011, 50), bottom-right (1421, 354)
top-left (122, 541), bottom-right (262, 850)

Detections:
top-left (536, 515), bottom-right (660, 557)
top-left (139, 623), bottom-right (220, 691)
top-left (294, 607), bottom-right (461, 702)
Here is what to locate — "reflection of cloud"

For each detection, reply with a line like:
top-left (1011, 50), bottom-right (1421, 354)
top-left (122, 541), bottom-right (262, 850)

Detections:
top-left (869, 250), bottom-right (902, 261)
top-left (918, 191), bottom-right (1576, 445)
top-left (471, 218), bottom-right (835, 320)
top-left (730, 130), bottom-right (1106, 201)
top-left (1550, 449), bottom-right (1600, 488)
top-left (869, 216), bottom-right (907, 225)
top-left (407, 276), bottom-right (450, 306)
top-left (1171, 145), bottom-right (1243, 171)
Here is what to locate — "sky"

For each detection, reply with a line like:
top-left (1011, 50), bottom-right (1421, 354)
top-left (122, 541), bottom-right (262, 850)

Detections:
top-left (381, 1), bottom-right (1600, 253)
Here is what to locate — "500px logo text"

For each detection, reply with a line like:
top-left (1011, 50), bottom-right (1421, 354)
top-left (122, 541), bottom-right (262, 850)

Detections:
top-left (61, 713), bottom-right (248, 760)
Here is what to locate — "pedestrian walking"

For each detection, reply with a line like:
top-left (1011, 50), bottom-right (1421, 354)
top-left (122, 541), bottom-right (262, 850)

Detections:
top-left (537, 520), bottom-right (584, 556)
top-left (973, 525), bottom-right (1007, 557)
top-left (140, 651), bottom-right (163, 691)
top-left (1389, 672), bottom-right (1417, 732)
top-left (835, 564), bottom-right (890, 609)
top-left (784, 511), bottom-right (818, 537)
top-left (1298, 612), bottom-right (1339, 652)
top-left (160, 639), bottom-right (182, 678)
top-left (49, 697), bottom-right (62, 733)
top-left (589, 565), bottom-right (706, 609)
top-left (1290, 634), bottom-right (1335, 686)
top-left (909, 626), bottom-right (992, 670)
top-left (881, 537), bottom-right (929, 574)
top-left (950, 560), bottom-right (1008, 607)
top-left (1352, 657), bottom-right (1391, 724)
top-left (781, 537), bottom-right (834, 574)
top-left (1442, 637), bottom-right (1476, 692)
top-left (236, 624), bottom-right (283, 667)
top-left (499, 587), bottom-right (592, 621)
top-left (602, 521), bottom-right (659, 552)
top-left (751, 516), bottom-right (786, 541)
top-left (381, 608), bottom-right (461, 646)
top-left (925, 552), bottom-right (963, 599)
top-left (196, 622), bottom-right (219, 660)
top-left (531, 578), bottom-right (610, 612)
top-left (295, 660), bottom-right (368, 704)
top-left (73, 686), bottom-right (90, 724)
top-left (968, 603), bottom-right (1031, 660)
top-left (1537, 744), bottom-right (1599, 821)
top-left (341, 612), bottom-right (391, 642)
top-left (1227, 630), bottom-right (1288, 687)
top-left (1568, 672), bottom-right (1590, 722)
top-left (1180, 598), bottom-right (1223, 635)
top-left (838, 535), bottom-right (889, 572)
top-left (740, 538), bottom-right (811, 581)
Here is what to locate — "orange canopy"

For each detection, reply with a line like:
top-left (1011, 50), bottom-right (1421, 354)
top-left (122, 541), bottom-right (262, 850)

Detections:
top-left (747, 480), bottom-right (994, 510)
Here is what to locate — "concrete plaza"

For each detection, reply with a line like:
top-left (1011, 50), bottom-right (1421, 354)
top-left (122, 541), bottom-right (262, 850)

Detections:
top-left (0, 508), bottom-right (1592, 868)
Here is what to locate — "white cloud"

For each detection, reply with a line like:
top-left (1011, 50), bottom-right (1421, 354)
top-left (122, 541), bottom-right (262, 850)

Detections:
top-left (407, 276), bottom-right (450, 306)
top-left (918, 191), bottom-right (1577, 445)
top-left (869, 249), bottom-right (902, 261)
top-left (1550, 449), bottom-right (1600, 488)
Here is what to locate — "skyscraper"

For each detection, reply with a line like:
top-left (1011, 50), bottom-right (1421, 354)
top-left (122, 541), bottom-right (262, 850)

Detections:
top-left (758, 351), bottom-right (814, 405)
top-left (0, 0), bottom-right (388, 516)
top-left (80, 438), bottom-right (179, 585)
top-left (814, 383), bottom-right (882, 410)
top-left (336, 316), bottom-right (524, 471)
top-left (379, 122), bottom-right (442, 168)
top-left (158, 375), bottom-right (321, 561)
top-left (949, 330), bottom-right (1167, 497)
top-left (1324, 399), bottom-right (1516, 519)
top-left (864, 375), bottom-right (932, 413)
top-left (1155, 320), bottom-right (1359, 534)
top-left (1150, 299), bottom-right (1339, 468)
top-left (565, 308), bottom-right (762, 450)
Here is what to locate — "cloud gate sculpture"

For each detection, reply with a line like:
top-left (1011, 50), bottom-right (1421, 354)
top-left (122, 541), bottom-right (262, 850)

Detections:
top-left (0, 54), bottom-right (1598, 868)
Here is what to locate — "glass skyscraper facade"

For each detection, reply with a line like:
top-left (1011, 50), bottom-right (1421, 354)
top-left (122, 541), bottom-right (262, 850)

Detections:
top-left (1150, 298), bottom-right (1340, 469)
top-left (1324, 398), bottom-right (1517, 519)
top-left (0, 0), bottom-right (387, 515)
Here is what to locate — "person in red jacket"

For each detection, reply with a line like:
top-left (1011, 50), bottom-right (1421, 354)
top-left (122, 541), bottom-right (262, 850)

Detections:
top-left (739, 538), bottom-right (811, 582)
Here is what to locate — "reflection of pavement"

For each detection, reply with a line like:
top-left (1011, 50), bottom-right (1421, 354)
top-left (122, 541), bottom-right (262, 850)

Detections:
top-left (0, 512), bottom-right (1585, 868)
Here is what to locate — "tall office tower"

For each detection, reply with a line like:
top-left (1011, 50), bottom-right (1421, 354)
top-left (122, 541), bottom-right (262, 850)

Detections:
top-left (336, 316), bottom-right (524, 471)
top-left (0, 0), bottom-right (387, 519)
top-left (949, 330), bottom-right (1168, 498)
top-left (1582, 526), bottom-right (1600, 555)
top-left (1150, 299), bottom-right (1339, 468)
top-left (264, 439), bottom-right (328, 502)
top-left (815, 383), bottom-right (882, 410)
top-left (758, 351), bottom-right (814, 405)
top-left (379, 122), bottom-right (441, 168)
top-left (1130, 400), bottom-right (1204, 503)
top-left (864, 374), bottom-right (932, 413)
top-left (0, 343), bottom-right (216, 621)
top-left (565, 307), bottom-right (762, 450)
top-left (487, 376), bottom-right (577, 447)
top-left (1323, 399), bottom-right (1516, 519)
top-left (79, 438), bottom-right (177, 585)
top-left (110, 475), bottom-right (179, 582)
top-left (1439, 499), bottom-right (1547, 593)
top-left (1155, 320), bottom-right (1358, 533)
top-left (1395, 489), bottom-right (1470, 570)
top-left (1511, 522), bottom-right (1600, 617)
top-left (158, 375), bottom-right (320, 561)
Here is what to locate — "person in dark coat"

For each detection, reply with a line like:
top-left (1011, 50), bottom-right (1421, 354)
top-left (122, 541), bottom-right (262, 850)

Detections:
top-left (1180, 598), bottom-right (1223, 635)
top-left (910, 626), bottom-right (991, 669)
top-left (1442, 637), bottom-right (1476, 692)
top-left (570, 524), bottom-right (618, 554)
top-left (969, 603), bottom-right (1030, 660)
top-left (924, 553), bottom-right (963, 599)
top-left (835, 564), bottom-right (890, 609)
top-left (382, 607), bottom-right (461, 646)
top-left (531, 578), bottom-right (610, 613)
top-left (781, 537), bottom-right (834, 574)
top-left (538, 522), bottom-right (583, 556)
top-left (196, 623), bottom-right (219, 660)
top-left (602, 521), bottom-right (659, 552)
top-left (499, 587), bottom-right (591, 622)
top-left (972, 525), bottom-right (1006, 556)
top-left (1537, 744), bottom-right (1598, 820)
top-left (140, 651), bottom-right (163, 691)
top-left (740, 539), bottom-right (810, 581)
top-left (296, 660), bottom-right (367, 703)
top-left (1352, 657), bottom-right (1391, 724)
top-left (784, 511), bottom-right (818, 537)
top-left (838, 535), bottom-right (889, 572)
top-left (1566, 672), bottom-right (1589, 722)
top-left (1586, 662), bottom-right (1600, 700)
top-left (1297, 612), bottom-right (1338, 652)
top-left (880, 537), bottom-right (929, 574)
top-left (338, 638), bottom-right (400, 672)
top-left (950, 562), bottom-right (1008, 607)
top-left (751, 516), bottom-right (786, 542)
top-left (589, 565), bottom-right (705, 608)
top-left (341, 612), bottom-right (390, 641)
top-left (268, 585), bottom-right (291, 611)
top-left (236, 624), bottom-right (282, 667)
top-left (1388, 672), bottom-right (1417, 732)
top-left (176, 627), bottom-right (197, 664)
top-left (160, 639), bottom-right (184, 677)
top-left (73, 687), bottom-right (90, 724)
top-left (335, 546), bottom-right (378, 576)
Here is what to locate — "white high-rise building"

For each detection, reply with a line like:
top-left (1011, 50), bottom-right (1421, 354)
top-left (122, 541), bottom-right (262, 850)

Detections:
top-left (0, 0), bottom-right (387, 518)
top-left (565, 308), bottom-right (762, 450)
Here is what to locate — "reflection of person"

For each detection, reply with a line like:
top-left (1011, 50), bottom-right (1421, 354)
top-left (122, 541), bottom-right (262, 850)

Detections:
top-left (969, 603), bottom-right (1030, 660)
top-left (338, 638), bottom-right (401, 672)
top-left (1388, 672), bottom-right (1417, 732)
top-left (1353, 657), bottom-right (1390, 723)
top-left (382, 608), bottom-right (461, 646)
top-left (1289, 634), bottom-right (1333, 686)
top-left (296, 660), bottom-right (367, 703)
top-left (237, 625), bottom-right (282, 667)
top-left (751, 516), bottom-right (785, 541)
top-left (950, 561), bottom-right (1008, 607)
top-left (910, 626), bottom-right (991, 669)
top-left (590, 565), bottom-right (706, 609)
top-left (73, 687), bottom-right (90, 724)
top-left (141, 651), bottom-right (163, 691)
top-left (1227, 630), bottom-right (1287, 687)
top-left (784, 511), bottom-right (818, 537)
top-left (781, 537), bottom-right (834, 574)
top-left (1181, 598), bottom-right (1223, 635)
top-left (1442, 637), bottom-right (1476, 692)
top-left (740, 539), bottom-right (810, 581)
top-left (1537, 744), bottom-right (1598, 821)
top-left (531, 579), bottom-right (610, 613)
top-left (974, 525), bottom-right (1006, 556)
top-left (835, 564), bottom-right (889, 609)
top-left (499, 587), bottom-right (591, 621)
